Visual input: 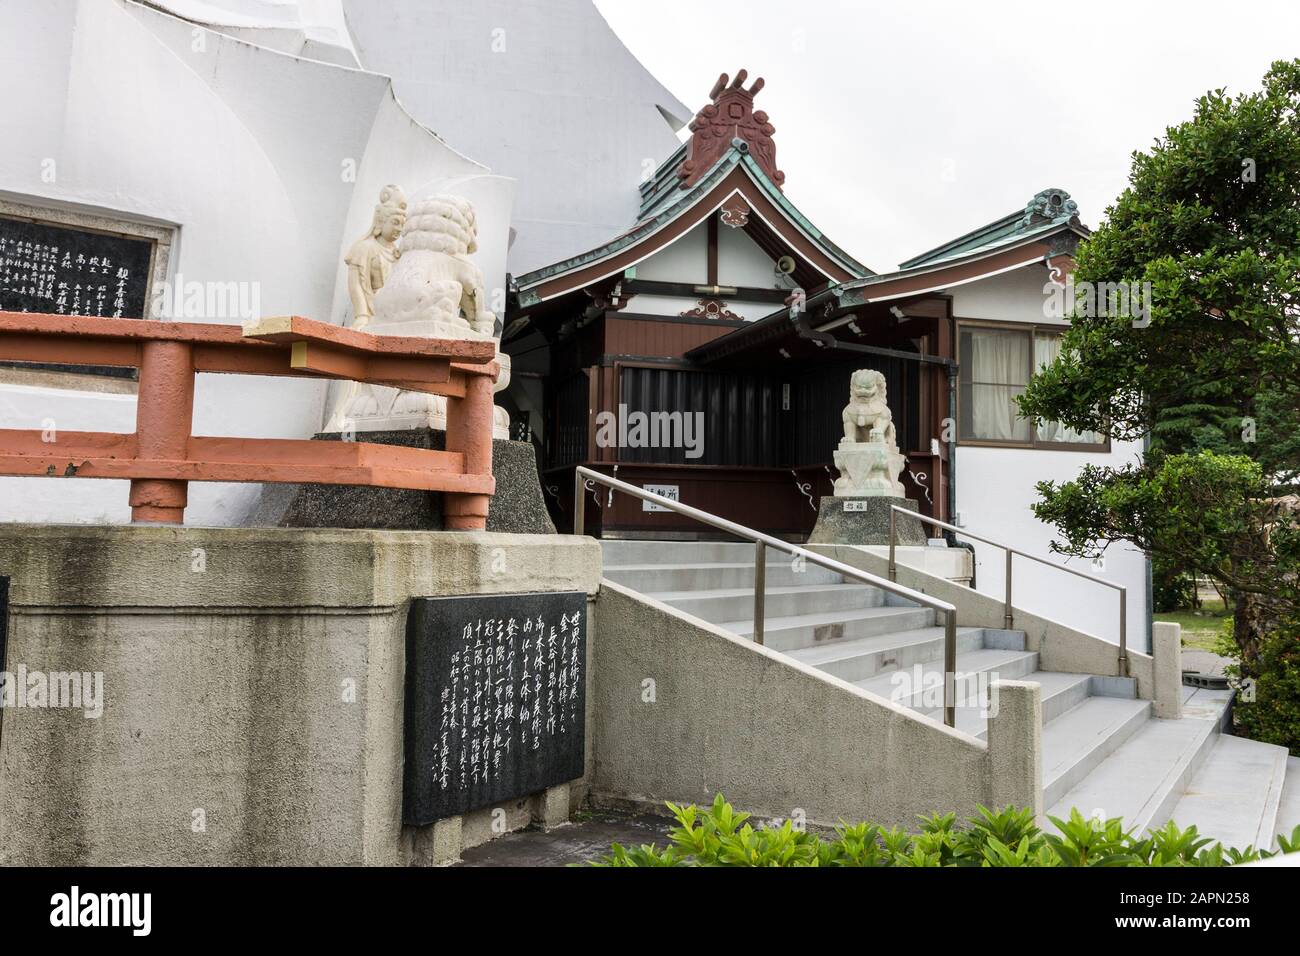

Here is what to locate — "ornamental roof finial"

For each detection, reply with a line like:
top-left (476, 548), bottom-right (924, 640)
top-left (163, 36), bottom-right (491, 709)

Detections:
top-left (677, 69), bottom-right (784, 191)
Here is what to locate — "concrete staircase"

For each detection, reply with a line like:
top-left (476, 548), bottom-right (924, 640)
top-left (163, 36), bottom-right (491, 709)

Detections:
top-left (601, 539), bottom-right (1300, 851)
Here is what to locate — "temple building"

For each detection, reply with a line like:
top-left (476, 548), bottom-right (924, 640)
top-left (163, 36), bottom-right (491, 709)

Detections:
top-left (0, 0), bottom-right (1149, 641)
top-left (15, 0), bottom-right (1279, 872)
top-left (505, 71), bottom-right (1148, 642)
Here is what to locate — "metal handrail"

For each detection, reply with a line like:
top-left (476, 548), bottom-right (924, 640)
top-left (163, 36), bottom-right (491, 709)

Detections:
top-left (574, 466), bottom-right (961, 727)
top-left (888, 506), bottom-right (1128, 677)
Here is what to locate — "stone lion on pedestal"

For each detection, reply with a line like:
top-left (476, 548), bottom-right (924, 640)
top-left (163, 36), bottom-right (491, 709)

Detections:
top-left (371, 194), bottom-right (496, 336)
top-left (327, 190), bottom-right (509, 438)
top-left (841, 368), bottom-right (896, 447)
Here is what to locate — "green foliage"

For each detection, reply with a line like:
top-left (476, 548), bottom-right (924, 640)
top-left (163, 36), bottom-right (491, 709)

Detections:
top-left (1018, 59), bottom-right (1300, 452)
top-left (583, 795), bottom-right (1300, 867)
top-left (1031, 453), bottom-right (1292, 607)
top-left (1010, 59), bottom-right (1300, 735)
top-left (1152, 553), bottom-right (1198, 613)
top-left (1228, 614), bottom-right (1300, 756)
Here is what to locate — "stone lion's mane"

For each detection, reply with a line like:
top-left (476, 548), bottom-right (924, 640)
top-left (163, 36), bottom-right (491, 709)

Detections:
top-left (400, 195), bottom-right (479, 256)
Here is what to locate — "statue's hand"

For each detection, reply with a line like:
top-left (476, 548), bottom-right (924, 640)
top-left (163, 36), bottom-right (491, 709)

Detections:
top-left (473, 310), bottom-right (496, 335)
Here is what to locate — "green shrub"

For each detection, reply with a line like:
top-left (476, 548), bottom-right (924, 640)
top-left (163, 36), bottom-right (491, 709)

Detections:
top-left (1226, 615), bottom-right (1300, 756)
top-left (1152, 554), bottom-right (1197, 613)
top-left (584, 794), bottom-right (1300, 867)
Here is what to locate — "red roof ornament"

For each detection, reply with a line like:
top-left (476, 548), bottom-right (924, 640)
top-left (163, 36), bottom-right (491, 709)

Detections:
top-left (677, 69), bottom-right (785, 191)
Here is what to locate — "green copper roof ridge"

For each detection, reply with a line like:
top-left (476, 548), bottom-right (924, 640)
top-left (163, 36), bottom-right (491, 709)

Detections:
top-left (898, 210), bottom-right (1024, 269)
top-left (517, 143), bottom-right (875, 293)
top-left (900, 187), bottom-right (1087, 269)
top-left (515, 150), bottom-right (746, 289)
top-left (827, 222), bottom-right (1070, 298)
top-left (638, 142), bottom-right (688, 197)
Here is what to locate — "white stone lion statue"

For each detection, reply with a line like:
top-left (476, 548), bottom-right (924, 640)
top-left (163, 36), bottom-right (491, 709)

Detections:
top-left (327, 191), bottom-right (510, 438)
top-left (371, 194), bottom-right (496, 336)
top-left (841, 368), bottom-right (895, 447)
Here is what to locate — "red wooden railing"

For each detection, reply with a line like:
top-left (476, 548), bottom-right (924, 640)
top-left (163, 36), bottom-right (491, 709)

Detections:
top-left (0, 311), bottom-right (498, 527)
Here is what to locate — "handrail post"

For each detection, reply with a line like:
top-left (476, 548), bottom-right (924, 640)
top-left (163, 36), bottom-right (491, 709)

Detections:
top-left (443, 370), bottom-right (493, 530)
top-left (1118, 588), bottom-right (1129, 677)
top-left (573, 474), bottom-right (585, 536)
top-left (944, 609), bottom-right (957, 727)
top-left (888, 507), bottom-right (897, 582)
top-left (753, 540), bottom-right (766, 646)
top-left (1003, 549), bottom-right (1014, 629)
top-left (129, 339), bottom-right (194, 524)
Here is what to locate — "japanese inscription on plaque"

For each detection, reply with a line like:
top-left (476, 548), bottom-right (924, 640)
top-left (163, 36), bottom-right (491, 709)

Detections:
top-left (402, 591), bottom-right (587, 825)
top-left (0, 214), bottom-right (154, 319)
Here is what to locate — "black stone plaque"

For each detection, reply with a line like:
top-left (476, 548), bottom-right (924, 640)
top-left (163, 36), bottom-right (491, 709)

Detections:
top-left (0, 214), bottom-right (154, 319)
top-left (0, 214), bottom-right (156, 379)
top-left (0, 576), bottom-right (8, 734)
top-left (402, 591), bottom-right (587, 825)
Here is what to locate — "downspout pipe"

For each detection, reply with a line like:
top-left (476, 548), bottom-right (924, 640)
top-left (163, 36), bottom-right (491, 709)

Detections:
top-left (947, 363), bottom-right (958, 535)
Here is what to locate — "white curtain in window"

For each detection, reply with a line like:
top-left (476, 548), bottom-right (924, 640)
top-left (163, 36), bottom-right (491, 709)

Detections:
top-left (1033, 334), bottom-right (1102, 444)
top-left (970, 330), bottom-right (1031, 441)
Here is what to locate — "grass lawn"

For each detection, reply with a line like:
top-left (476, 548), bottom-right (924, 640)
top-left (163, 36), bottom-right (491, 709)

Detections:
top-left (1155, 598), bottom-right (1230, 652)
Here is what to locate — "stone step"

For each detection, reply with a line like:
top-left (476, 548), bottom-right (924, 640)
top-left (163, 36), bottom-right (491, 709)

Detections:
top-left (923, 669), bottom-right (1095, 738)
top-left (1165, 734), bottom-right (1290, 851)
top-left (1044, 698), bottom-right (1229, 832)
top-left (1180, 683), bottom-right (1235, 728)
top-left (1276, 756), bottom-right (1300, 846)
top-left (783, 624), bottom-right (986, 682)
top-left (600, 539), bottom-right (771, 565)
top-left (852, 648), bottom-right (1040, 713)
top-left (648, 582), bottom-right (885, 624)
top-left (603, 561), bottom-right (847, 592)
top-left (1042, 697), bottom-right (1153, 810)
top-left (722, 605), bottom-right (938, 655)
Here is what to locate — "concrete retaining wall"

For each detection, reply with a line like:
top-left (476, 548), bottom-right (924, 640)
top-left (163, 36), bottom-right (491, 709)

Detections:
top-left (589, 580), bottom-right (1041, 829)
top-left (0, 525), bottom-right (600, 865)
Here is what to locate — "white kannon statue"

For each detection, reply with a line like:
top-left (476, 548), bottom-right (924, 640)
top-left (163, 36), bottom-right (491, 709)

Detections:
top-left (328, 188), bottom-right (511, 438)
top-left (832, 369), bottom-right (907, 497)
top-left (344, 183), bottom-right (406, 328)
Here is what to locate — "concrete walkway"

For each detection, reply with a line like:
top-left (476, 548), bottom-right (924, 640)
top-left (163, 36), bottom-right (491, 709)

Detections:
top-left (457, 810), bottom-right (675, 867)
top-left (1182, 648), bottom-right (1232, 678)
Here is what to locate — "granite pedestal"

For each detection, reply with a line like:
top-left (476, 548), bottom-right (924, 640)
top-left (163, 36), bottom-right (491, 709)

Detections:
top-left (806, 495), bottom-right (927, 546)
top-left (248, 430), bottom-right (556, 534)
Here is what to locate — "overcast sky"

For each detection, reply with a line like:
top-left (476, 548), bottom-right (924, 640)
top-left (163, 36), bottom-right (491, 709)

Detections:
top-left (594, 0), bottom-right (1300, 272)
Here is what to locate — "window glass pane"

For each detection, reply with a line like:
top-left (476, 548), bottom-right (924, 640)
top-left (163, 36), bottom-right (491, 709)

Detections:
top-left (971, 383), bottom-right (1032, 441)
top-left (960, 327), bottom-right (1031, 440)
top-left (969, 329), bottom-right (1030, 386)
top-left (1033, 332), bottom-right (1104, 445)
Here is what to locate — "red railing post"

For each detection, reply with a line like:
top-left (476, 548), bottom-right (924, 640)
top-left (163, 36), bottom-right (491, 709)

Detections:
top-left (129, 339), bottom-right (195, 524)
top-left (443, 369), bottom-right (494, 530)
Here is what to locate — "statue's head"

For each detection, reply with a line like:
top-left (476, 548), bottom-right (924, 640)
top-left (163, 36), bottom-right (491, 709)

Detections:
top-left (399, 194), bottom-right (479, 256)
top-left (850, 368), bottom-right (885, 401)
top-left (370, 184), bottom-right (407, 242)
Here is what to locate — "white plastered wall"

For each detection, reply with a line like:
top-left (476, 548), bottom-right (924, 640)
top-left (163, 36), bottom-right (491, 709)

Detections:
top-left (948, 263), bottom-right (1150, 650)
